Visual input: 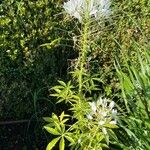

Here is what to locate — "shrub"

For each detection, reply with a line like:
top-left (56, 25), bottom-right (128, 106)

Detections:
top-left (0, 0), bottom-right (74, 119)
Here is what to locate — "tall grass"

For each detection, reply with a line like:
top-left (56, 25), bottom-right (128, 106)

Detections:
top-left (115, 42), bottom-right (150, 149)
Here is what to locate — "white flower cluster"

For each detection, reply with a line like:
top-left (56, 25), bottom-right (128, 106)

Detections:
top-left (87, 97), bottom-right (117, 134)
top-left (63, 0), bottom-right (111, 22)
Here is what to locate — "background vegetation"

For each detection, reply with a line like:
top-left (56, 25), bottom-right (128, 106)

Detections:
top-left (0, 0), bottom-right (149, 149)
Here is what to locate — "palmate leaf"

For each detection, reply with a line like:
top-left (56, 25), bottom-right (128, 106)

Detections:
top-left (59, 111), bottom-right (70, 122)
top-left (46, 137), bottom-right (60, 150)
top-left (51, 114), bottom-right (62, 132)
top-left (44, 112), bottom-right (72, 150)
top-left (51, 80), bottom-right (74, 103)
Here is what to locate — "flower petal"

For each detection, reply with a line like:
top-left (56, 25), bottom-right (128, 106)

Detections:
top-left (86, 114), bottom-right (93, 120)
top-left (109, 101), bottom-right (115, 110)
top-left (98, 120), bottom-right (105, 125)
top-left (102, 127), bottom-right (107, 135)
top-left (110, 120), bottom-right (117, 124)
top-left (89, 102), bottom-right (97, 113)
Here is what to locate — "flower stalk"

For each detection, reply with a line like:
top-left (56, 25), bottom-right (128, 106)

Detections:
top-left (78, 0), bottom-right (92, 93)
top-left (78, 16), bottom-right (90, 93)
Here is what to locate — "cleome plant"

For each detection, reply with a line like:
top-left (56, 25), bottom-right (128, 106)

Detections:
top-left (0, 0), bottom-right (149, 149)
top-left (43, 0), bottom-right (120, 150)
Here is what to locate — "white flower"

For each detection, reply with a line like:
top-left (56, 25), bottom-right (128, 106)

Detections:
top-left (110, 120), bottom-right (117, 124)
top-left (6, 50), bottom-right (10, 53)
top-left (86, 114), bottom-right (93, 120)
top-left (102, 127), bottom-right (107, 134)
top-left (109, 101), bottom-right (115, 110)
top-left (98, 110), bottom-right (107, 117)
top-left (63, 0), bottom-right (111, 21)
top-left (94, 0), bottom-right (111, 19)
top-left (97, 97), bottom-right (108, 108)
top-left (112, 109), bottom-right (117, 117)
top-left (89, 101), bottom-right (97, 113)
top-left (102, 98), bottom-right (108, 107)
top-left (97, 97), bottom-right (103, 105)
top-left (82, 0), bottom-right (97, 16)
top-left (98, 120), bottom-right (105, 125)
top-left (63, 0), bottom-right (83, 21)
top-left (87, 97), bottom-right (118, 128)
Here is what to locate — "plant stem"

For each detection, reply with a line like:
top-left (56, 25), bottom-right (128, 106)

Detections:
top-left (78, 11), bottom-right (90, 93)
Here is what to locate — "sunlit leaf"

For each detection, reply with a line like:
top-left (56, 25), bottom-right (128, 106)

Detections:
top-left (44, 126), bottom-right (60, 135)
top-left (59, 137), bottom-right (65, 150)
top-left (65, 135), bottom-right (75, 144)
top-left (46, 137), bottom-right (60, 150)
top-left (43, 117), bottom-right (53, 123)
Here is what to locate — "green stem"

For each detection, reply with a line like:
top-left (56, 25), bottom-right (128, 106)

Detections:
top-left (78, 11), bottom-right (90, 93)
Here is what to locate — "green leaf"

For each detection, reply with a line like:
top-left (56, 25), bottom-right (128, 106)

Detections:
top-left (60, 111), bottom-right (65, 122)
top-left (100, 143), bottom-right (109, 148)
top-left (53, 121), bottom-right (62, 132)
top-left (59, 137), bottom-right (65, 150)
top-left (59, 112), bottom-right (70, 122)
top-left (108, 129), bottom-right (118, 142)
top-left (58, 80), bottom-right (66, 87)
top-left (52, 113), bottom-right (59, 122)
top-left (105, 134), bottom-right (109, 145)
top-left (43, 117), bottom-right (53, 123)
top-left (62, 118), bottom-right (69, 124)
top-left (54, 89), bottom-right (61, 93)
top-left (51, 85), bottom-right (64, 90)
top-left (46, 137), bottom-right (60, 150)
top-left (40, 38), bottom-right (61, 49)
top-left (44, 126), bottom-right (60, 135)
top-left (72, 95), bottom-right (80, 100)
top-left (104, 124), bottom-right (118, 129)
top-left (50, 93), bottom-right (60, 97)
top-left (65, 136), bottom-right (75, 144)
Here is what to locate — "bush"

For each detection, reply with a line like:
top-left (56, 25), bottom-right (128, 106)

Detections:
top-left (0, 0), bottom-right (75, 119)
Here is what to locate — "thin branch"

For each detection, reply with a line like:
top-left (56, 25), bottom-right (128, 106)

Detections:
top-left (0, 120), bottom-right (30, 125)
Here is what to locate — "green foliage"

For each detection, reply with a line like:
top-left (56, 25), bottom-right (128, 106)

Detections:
top-left (51, 80), bottom-right (74, 103)
top-left (88, 0), bottom-right (150, 96)
top-left (0, 0), bottom-right (74, 119)
top-left (44, 1), bottom-right (120, 149)
top-left (43, 0), bottom-right (150, 149)
top-left (115, 44), bottom-right (150, 149)
top-left (1, 0), bottom-right (150, 149)
top-left (44, 112), bottom-right (74, 150)
top-left (45, 88), bottom-right (119, 149)
top-left (0, 0), bottom-right (76, 148)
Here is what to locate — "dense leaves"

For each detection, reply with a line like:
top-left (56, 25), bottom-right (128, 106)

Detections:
top-left (0, 0), bottom-right (74, 119)
top-left (0, 0), bottom-right (150, 149)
